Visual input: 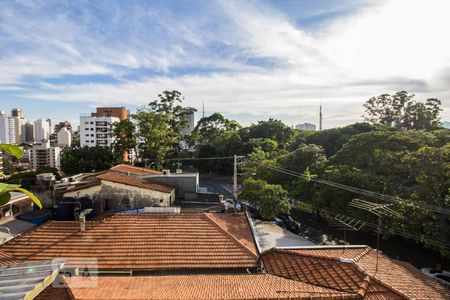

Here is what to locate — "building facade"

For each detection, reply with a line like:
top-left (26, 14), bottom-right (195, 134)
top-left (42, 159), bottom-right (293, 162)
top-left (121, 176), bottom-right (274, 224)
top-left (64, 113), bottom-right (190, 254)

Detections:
top-left (34, 119), bottom-right (51, 143)
top-left (57, 126), bottom-right (72, 147)
top-left (80, 115), bottom-right (119, 147)
top-left (295, 122), bottom-right (316, 131)
top-left (0, 112), bottom-right (13, 144)
top-left (30, 143), bottom-right (61, 169)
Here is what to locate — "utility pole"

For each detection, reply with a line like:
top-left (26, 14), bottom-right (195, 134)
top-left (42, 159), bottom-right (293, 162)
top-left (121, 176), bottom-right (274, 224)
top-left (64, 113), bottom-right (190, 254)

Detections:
top-left (319, 104), bottom-right (323, 131)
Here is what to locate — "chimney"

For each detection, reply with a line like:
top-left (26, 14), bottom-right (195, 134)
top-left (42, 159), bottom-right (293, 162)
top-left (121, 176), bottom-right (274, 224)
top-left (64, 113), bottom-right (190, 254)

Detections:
top-left (80, 215), bottom-right (86, 232)
top-left (79, 208), bottom-right (93, 232)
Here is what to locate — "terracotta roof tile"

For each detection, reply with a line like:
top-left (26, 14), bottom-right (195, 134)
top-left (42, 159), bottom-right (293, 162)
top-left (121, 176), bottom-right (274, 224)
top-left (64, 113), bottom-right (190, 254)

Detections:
top-left (66, 274), bottom-right (357, 300)
top-left (288, 247), bottom-right (370, 261)
top-left (0, 251), bottom-right (20, 265)
top-left (205, 213), bottom-right (258, 255)
top-left (263, 249), bottom-right (366, 293)
top-left (357, 249), bottom-right (450, 300)
top-left (0, 213), bottom-right (259, 271)
top-left (111, 164), bottom-right (162, 175)
top-left (96, 172), bottom-right (175, 193)
top-left (263, 247), bottom-right (450, 300)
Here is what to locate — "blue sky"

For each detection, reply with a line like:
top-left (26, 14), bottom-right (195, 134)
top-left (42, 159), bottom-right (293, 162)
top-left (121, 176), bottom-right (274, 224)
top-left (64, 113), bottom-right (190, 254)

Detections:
top-left (1, 0), bottom-right (449, 128)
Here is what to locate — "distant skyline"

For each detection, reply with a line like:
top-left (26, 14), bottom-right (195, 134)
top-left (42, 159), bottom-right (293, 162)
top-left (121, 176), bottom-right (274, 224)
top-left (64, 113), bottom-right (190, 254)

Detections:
top-left (1, 0), bottom-right (449, 128)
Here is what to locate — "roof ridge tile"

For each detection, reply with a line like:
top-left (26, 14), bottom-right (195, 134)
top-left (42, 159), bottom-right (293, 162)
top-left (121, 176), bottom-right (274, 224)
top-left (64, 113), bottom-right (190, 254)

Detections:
top-left (203, 213), bottom-right (259, 260)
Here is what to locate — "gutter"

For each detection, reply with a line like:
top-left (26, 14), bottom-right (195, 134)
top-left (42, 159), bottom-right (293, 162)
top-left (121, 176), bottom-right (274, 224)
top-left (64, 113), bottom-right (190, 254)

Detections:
top-left (245, 211), bottom-right (262, 255)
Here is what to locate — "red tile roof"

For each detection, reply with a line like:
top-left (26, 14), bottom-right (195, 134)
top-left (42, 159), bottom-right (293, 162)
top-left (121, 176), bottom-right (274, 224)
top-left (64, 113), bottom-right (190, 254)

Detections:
top-left (262, 247), bottom-right (450, 300)
top-left (0, 251), bottom-right (20, 265)
top-left (65, 274), bottom-right (356, 300)
top-left (111, 164), bottom-right (162, 175)
top-left (0, 213), bottom-right (259, 271)
top-left (96, 172), bottom-right (175, 193)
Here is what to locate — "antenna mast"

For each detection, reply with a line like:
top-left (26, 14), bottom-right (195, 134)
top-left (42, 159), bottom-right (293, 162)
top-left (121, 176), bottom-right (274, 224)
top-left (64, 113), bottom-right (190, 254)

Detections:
top-left (319, 104), bottom-right (323, 131)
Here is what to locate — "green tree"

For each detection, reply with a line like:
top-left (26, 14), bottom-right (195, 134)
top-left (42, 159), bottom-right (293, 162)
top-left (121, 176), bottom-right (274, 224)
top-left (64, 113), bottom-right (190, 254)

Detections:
top-left (60, 146), bottom-right (116, 175)
top-left (246, 119), bottom-right (293, 148)
top-left (134, 91), bottom-right (195, 166)
top-left (239, 178), bottom-right (290, 219)
top-left (111, 119), bottom-right (137, 162)
top-left (191, 113), bottom-right (241, 145)
top-left (363, 91), bottom-right (442, 130)
top-left (280, 144), bottom-right (327, 174)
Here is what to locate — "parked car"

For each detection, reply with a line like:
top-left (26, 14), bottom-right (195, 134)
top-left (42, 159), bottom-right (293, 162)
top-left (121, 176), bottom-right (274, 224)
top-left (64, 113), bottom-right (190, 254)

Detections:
top-left (421, 267), bottom-right (450, 288)
top-left (276, 213), bottom-right (300, 234)
top-left (272, 216), bottom-right (286, 229)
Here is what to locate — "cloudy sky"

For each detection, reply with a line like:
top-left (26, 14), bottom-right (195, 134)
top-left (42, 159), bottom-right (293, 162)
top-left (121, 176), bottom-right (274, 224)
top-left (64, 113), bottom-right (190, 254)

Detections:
top-left (1, 0), bottom-right (449, 128)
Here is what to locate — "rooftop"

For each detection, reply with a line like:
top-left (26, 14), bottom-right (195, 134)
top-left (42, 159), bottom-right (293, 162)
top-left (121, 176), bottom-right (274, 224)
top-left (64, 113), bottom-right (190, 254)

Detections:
top-left (0, 213), bottom-right (259, 271)
top-left (262, 247), bottom-right (450, 300)
top-left (110, 164), bottom-right (162, 175)
top-left (96, 172), bottom-right (175, 193)
top-left (64, 274), bottom-right (355, 300)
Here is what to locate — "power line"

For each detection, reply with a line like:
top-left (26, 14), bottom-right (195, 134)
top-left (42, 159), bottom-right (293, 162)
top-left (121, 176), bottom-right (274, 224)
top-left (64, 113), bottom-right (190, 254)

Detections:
top-left (248, 159), bottom-right (450, 215)
top-left (302, 202), bottom-right (450, 250)
top-left (145, 156), bottom-right (236, 162)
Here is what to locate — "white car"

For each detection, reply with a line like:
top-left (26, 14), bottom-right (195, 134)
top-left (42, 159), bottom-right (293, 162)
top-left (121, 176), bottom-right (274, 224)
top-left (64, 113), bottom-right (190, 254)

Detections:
top-left (421, 267), bottom-right (450, 288)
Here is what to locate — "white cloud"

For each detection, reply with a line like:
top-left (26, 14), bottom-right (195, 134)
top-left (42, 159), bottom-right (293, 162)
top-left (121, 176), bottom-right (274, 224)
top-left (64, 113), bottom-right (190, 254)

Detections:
top-left (2, 0), bottom-right (450, 127)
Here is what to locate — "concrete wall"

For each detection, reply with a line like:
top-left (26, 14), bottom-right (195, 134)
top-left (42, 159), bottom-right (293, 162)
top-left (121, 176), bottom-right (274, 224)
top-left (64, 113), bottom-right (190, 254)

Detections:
top-left (63, 180), bottom-right (175, 214)
top-left (63, 185), bottom-right (101, 199)
top-left (145, 174), bottom-right (198, 199)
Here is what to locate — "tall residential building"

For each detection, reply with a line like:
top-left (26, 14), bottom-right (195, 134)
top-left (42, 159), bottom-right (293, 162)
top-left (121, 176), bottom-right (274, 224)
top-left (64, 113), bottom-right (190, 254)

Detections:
top-left (30, 143), bottom-right (61, 169)
top-left (34, 119), bottom-right (51, 143)
top-left (23, 121), bottom-right (34, 143)
top-left (13, 117), bottom-right (26, 144)
top-left (80, 114), bottom-right (119, 148)
top-left (81, 107), bottom-right (130, 160)
top-left (54, 121), bottom-right (72, 134)
top-left (0, 112), bottom-right (16, 144)
top-left (11, 108), bottom-right (24, 119)
top-left (295, 122), bottom-right (316, 131)
top-left (57, 126), bottom-right (72, 147)
top-left (95, 107), bottom-right (127, 120)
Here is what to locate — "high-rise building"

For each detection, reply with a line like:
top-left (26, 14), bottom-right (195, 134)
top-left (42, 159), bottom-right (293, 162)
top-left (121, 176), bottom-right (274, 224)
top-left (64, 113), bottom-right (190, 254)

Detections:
top-left (34, 119), bottom-right (51, 143)
top-left (0, 112), bottom-right (17, 144)
top-left (81, 107), bottom-right (131, 160)
top-left (30, 143), bottom-right (61, 169)
top-left (11, 108), bottom-right (24, 119)
top-left (80, 114), bottom-right (120, 148)
top-left (23, 122), bottom-right (34, 143)
top-left (54, 121), bottom-right (72, 134)
top-left (295, 123), bottom-right (316, 131)
top-left (13, 117), bottom-right (26, 144)
top-left (95, 107), bottom-right (127, 120)
top-left (57, 127), bottom-right (72, 147)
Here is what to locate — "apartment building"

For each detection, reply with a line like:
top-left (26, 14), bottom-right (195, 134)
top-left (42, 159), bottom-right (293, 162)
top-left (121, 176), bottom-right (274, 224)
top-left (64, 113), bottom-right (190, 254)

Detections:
top-left (80, 114), bottom-right (119, 147)
top-left (30, 143), bottom-right (61, 169)
top-left (0, 111), bottom-right (15, 144)
top-left (34, 119), bottom-right (51, 143)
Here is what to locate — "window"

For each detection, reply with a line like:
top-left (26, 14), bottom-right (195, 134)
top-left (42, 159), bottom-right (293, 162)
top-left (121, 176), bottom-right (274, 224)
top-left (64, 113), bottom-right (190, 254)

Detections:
top-left (90, 121), bottom-right (94, 124)
top-left (85, 134), bottom-right (89, 137)
top-left (91, 140), bottom-right (95, 143)
top-left (84, 122), bottom-right (89, 124)
top-left (159, 199), bottom-right (164, 203)
top-left (91, 134), bottom-right (94, 137)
